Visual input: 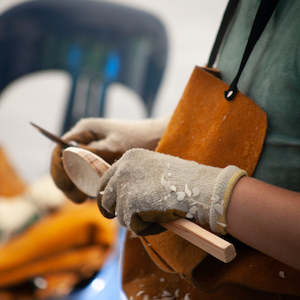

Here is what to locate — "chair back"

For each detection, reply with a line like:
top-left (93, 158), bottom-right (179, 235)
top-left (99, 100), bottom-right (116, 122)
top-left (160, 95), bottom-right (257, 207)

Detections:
top-left (0, 0), bottom-right (168, 132)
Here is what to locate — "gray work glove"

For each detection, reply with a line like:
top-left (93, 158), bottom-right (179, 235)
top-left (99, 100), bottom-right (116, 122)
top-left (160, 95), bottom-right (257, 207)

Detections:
top-left (51, 117), bottom-right (169, 203)
top-left (64, 117), bottom-right (169, 156)
top-left (97, 149), bottom-right (247, 235)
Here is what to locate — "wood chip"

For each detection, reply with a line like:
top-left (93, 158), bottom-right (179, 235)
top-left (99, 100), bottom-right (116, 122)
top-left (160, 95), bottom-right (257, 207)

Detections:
top-left (279, 271), bottom-right (285, 279)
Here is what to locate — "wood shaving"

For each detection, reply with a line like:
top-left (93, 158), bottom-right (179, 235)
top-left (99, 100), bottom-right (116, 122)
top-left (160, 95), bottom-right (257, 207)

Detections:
top-left (186, 212), bottom-right (193, 219)
top-left (184, 184), bottom-right (192, 197)
top-left (279, 271), bottom-right (285, 279)
top-left (170, 185), bottom-right (177, 192)
top-left (176, 192), bottom-right (185, 201)
top-left (183, 293), bottom-right (191, 300)
top-left (136, 290), bottom-right (144, 296)
top-left (161, 290), bottom-right (171, 297)
top-left (216, 221), bottom-right (226, 228)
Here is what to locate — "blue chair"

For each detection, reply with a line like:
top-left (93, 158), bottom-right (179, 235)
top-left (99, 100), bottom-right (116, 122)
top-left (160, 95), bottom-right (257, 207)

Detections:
top-left (0, 0), bottom-right (168, 133)
top-left (0, 1), bottom-right (168, 299)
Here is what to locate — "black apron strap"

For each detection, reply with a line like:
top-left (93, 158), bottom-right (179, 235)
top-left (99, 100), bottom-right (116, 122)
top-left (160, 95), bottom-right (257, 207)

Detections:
top-left (207, 0), bottom-right (239, 68)
top-left (225, 0), bottom-right (279, 100)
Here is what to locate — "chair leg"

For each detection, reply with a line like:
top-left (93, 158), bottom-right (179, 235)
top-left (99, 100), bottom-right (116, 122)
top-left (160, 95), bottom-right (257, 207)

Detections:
top-left (98, 81), bottom-right (109, 118)
top-left (62, 75), bottom-right (78, 134)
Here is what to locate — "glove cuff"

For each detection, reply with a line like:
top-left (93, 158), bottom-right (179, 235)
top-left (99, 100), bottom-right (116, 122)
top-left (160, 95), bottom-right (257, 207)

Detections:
top-left (209, 166), bottom-right (247, 234)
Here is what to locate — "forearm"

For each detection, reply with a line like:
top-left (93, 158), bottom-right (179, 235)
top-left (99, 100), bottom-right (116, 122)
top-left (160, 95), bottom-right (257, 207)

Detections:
top-left (227, 176), bottom-right (300, 270)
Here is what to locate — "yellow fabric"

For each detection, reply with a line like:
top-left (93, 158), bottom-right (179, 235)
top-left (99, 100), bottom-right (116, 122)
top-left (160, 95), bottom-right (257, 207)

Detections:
top-left (0, 201), bottom-right (117, 282)
top-left (0, 146), bottom-right (118, 299)
top-left (0, 200), bottom-right (118, 298)
top-left (0, 147), bottom-right (26, 197)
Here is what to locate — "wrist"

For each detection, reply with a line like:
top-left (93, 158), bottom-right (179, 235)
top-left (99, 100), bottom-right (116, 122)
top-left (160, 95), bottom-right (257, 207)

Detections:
top-left (209, 166), bottom-right (247, 234)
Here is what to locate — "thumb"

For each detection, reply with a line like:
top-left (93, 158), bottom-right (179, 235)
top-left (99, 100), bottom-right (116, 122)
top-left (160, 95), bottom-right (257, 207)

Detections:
top-left (85, 137), bottom-right (124, 165)
top-left (50, 144), bottom-right (88, 203)
top-left (97, 163), bottom-right (120, 219)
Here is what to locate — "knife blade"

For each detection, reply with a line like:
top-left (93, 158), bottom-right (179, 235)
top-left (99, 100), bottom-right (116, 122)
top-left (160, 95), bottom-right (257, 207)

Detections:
top-left (30, 122), bottom-right (77, 148)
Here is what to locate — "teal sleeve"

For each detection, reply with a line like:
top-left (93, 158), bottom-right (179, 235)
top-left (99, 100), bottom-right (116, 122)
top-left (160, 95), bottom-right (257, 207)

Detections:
top-left (217, 0), bottom-right (300, 191)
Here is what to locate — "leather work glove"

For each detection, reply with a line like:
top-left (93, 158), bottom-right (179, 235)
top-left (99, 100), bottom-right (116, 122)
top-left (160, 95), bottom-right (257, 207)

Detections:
top-left (51, 117), bottom-right (169, 203)
top-left (97, 149), bottom-right (247, 235)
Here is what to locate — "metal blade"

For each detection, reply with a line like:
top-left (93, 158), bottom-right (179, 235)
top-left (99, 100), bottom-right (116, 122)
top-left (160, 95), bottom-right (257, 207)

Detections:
top-left (30, 122), bottom-right (74, 148)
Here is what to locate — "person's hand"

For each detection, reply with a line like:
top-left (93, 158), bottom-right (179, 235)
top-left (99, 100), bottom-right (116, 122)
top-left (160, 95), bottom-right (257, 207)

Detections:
top-left (50, 117), bottom-right (169, 203)
top-left (97, 149), bottom-right (247, 235)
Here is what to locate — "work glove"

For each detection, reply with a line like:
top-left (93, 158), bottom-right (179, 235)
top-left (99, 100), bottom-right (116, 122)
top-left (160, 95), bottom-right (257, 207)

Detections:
top-left (51, 117), bottom-right (169, 203)
top-left (97, 149), bottom-right (247, 235)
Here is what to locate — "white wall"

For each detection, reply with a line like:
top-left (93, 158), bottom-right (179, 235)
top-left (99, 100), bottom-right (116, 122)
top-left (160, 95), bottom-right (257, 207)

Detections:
top-left (0, 0), bottom-right (227, 182)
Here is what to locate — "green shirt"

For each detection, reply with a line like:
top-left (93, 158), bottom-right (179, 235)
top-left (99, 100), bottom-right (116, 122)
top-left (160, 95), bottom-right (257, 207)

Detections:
top-left (217, 0), bottom-right (300, 191)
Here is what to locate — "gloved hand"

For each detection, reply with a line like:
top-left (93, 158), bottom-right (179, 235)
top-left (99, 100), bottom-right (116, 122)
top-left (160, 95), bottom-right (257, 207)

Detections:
top-left (97, 149), bottom-right (247, 235)
top-left (51, 117), bottom-right (169, 203)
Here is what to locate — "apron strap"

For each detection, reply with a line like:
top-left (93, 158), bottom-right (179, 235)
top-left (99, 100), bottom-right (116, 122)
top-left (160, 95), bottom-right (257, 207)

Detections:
top-left (207, 0), bottom-right (239, 68)
top-left (225, 0), bottom-right (279, 100)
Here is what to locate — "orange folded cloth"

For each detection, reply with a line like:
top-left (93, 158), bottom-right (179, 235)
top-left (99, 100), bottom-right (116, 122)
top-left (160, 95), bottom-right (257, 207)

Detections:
top-left (0, 146), bottom-right (118, 299)
top-left (0, 147), bottom-right (26, 197)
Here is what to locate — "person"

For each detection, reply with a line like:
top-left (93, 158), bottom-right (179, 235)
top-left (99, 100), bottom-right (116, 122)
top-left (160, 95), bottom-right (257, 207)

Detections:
top-left (50, 0), bottom-right (300, 299)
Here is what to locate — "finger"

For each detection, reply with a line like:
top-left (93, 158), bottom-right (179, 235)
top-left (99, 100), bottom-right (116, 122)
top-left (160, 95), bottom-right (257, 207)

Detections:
top-left (65, 132), bottom-right (123, 164)
top-left (89, 146), bottom-right (123, 165)
top-left (130, 213), bottom-right (165, 236)
top-left (62, 118), bottom-right (107, 140)
top-left (64, 130), bottom-right (101, 146)
top-left (63, 188), bottom-right (88, 203)
top-left (50, 144), bottom-right (87, 203)
top-left (97, 194), bottom-right (115, 219)
top-left (96, 162), bottom-right (120, 218)
top-left (139, 209), bottom-right (186, 223)
top-left (129, 209), bottom-right (185, 235)
top-left (132, 209), bottom-right (185, 236)
top-left (88, 137), bottom-right (124, 164)
top-left (50, 131), bottom-right (106, 203)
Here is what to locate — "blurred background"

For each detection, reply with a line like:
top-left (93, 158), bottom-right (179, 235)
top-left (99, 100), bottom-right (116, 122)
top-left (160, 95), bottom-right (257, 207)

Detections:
top-left (0, 0), bottom-right (227, 299)
top-left (0, 0), bottom-right (227, 182)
